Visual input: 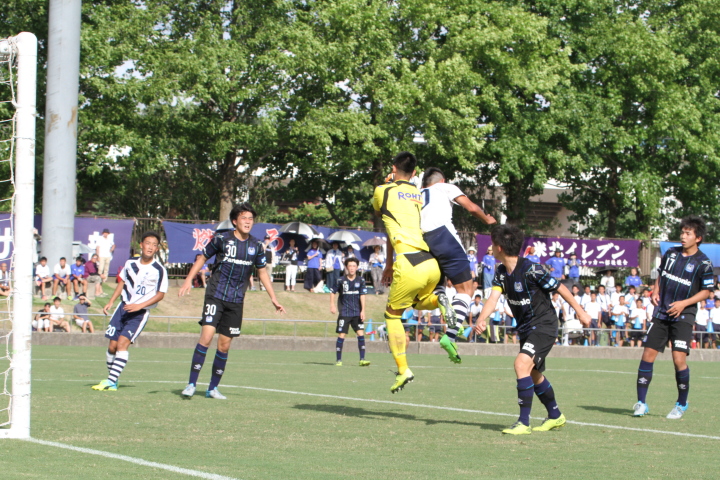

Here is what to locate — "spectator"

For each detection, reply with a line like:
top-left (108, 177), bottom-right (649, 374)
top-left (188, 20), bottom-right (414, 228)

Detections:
top-left (628, 299), bottom-right (646, 347)
top-left (95, 228), bottom-right (115, 281)
top-left (525, 246), bottom-right (540, 263)
top-left (600, 270), bottom-right (616, 290)
top-left (468, 294), bottom-right (484, 342)
top-left (283, 238), bottom-right (299, 292)
top-left (611, 296), bottom-right (629, 347)
top-left (325, 242), bottom-right (344, 294)
top-left (694, 300), bottom-right (711, 349)
top-left (428, 308), bottom-right (444, 342)
top-left (711, 301), bottom-right (720, 349)
top-left (35, 256), bottom-right (52, 300)
top-left (72, 294), bottom-right (94, 333)
top-left (0, 262), bottom-right (10, 296)
top-left (567, 253), bottom-right (580, 286)
top-left (481, 246), bottom-right (495, 298)
top-left (624, 285), bottom-right (638, 306)
top-left (85, 253), bottom-right (104, 298)
top-left (412, 308), bottom-right (424, 343)
top-left (584, 293), bottom-right (602, 346)
top-left (52, 257), bottom-right (72, 298)
top-left (580, 285), bottom-right (592, 308)
top-left (466, 246), bottom-right (478, 282)
top-left (368, 245), bottom-right (385, 295)
top-left (303, 240), bottom-right (323, 292)
top-left (49, 296), bottom-right (70, 332)
top-left (70, 256), bottom-right (87, 299)
top-left (490, 294), bottom-right (511, 343)
top-left (345, 244), bottom-right (357, 259)
top-left (502, 299), bottom-right (517, 344)
top-left (610, 284), bottom-right (623, 310)
top-left (641, 287), bottom-right (653, 308)
top-left (198, 263), bottom-right (210, 288)
top-left (445, 279), bottom-right (457, 302)
top-left (545, 250), bottom-right (567, 280)
top-left (625, 268), bottom-right (644, 288)
top-left (33, 303), bottom-right (51, 332)
top-left (261, 234), bottom-right (276, 290)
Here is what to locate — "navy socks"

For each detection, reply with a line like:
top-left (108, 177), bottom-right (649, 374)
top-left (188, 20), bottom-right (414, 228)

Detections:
top-left (637, 360), bottom-right (653, 403)
top-left (676, 367), bottom-right (690, 407)
top-left (336, 337), bottom-right (344, 362)
top-left (188, 343), bottom-right (208, 386)
top-left (517, 376), bottom-right (534, 426)
top-left (534, 377), bottom-right (561, 419)
top-left (357, 336), bottom-right (365, 360)
top-left (208, 350), bottom-right (228, 391)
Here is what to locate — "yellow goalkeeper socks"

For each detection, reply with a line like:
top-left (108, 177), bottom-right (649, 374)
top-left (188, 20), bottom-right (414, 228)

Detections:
top-left (385, 312), bottom-right (408, 374)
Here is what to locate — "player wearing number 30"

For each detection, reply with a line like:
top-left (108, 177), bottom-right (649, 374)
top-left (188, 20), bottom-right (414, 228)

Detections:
top-left (92, 231), bottom-right (168, 392)
top-left (179, 203), bottom-right (285, 400)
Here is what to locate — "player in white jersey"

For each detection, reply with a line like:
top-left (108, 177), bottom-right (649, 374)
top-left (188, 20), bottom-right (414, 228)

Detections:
top-left (420, 167), bottom-right (496, 363)
top-left (92, 232), bottom-right (168, 391)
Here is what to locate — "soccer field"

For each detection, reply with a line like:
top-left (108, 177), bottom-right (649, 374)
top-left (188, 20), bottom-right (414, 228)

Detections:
top-left (2, 346), bottom-right (719, 479)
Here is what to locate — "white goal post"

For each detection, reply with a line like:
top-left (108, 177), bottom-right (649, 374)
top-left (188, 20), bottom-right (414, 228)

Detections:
top-left (0, 32), bottom-right (38, 440)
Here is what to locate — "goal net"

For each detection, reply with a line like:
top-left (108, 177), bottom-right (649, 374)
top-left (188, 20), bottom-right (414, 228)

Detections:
top-left (0, 32), bottom-right (38, 440)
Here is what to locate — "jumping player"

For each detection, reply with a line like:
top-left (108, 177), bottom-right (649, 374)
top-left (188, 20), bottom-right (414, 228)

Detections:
top-left (179, 203), bottom-right (285, 399)
top-left (633, 215), bottom-right (713, 419)
top-left (372, 152), bottom-right (442, 393)
top-left (473, 224), bottom-right (590, 434)
top-left (330, 257), bottom-right (370, 367)
top-left (420, 167), bottom-right (496, 363)
top-left (92, 231), bottom-right (168, 391)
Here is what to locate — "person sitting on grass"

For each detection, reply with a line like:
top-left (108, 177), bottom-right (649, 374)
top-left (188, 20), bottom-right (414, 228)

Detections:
top-left (33, 303), bottom-right (52, 332)
top-left (49, 296), bottom-right (70, 332)
top-left (73, 294), bottom-right (95, 333)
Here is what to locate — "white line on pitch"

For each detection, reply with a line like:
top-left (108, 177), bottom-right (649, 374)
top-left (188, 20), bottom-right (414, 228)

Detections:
top-left (25, 438), bottom-right (238, 480)
top-left (36, 378), bottom-right (720, 441)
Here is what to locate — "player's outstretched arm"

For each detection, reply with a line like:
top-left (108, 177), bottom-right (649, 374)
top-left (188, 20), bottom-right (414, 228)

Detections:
top-left (179, 254), bottom-right (208, 297)
top-left (558, 283), bottom-right (591, 327)
top-left (455, 195), bottom-right (497, 225)
top-left (256, 267), bottom-right (286, 314)
top-left (103, 277), bottom-right (125, 315)
top-left (473, 289), bottom-right (502, 334)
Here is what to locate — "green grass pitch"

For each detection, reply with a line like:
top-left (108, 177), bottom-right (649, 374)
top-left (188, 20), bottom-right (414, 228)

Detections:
top-left (2, 345), bottom-right (719, 479)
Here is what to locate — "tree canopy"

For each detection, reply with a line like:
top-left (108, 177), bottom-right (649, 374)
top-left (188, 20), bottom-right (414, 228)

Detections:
top-left (1, 0), bottom-right (719, 240)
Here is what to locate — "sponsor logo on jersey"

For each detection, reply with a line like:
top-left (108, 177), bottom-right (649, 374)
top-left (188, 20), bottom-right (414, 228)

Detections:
top-left (661, 270), bottom-right (692, 287)
top-left (685, 263), bottom-right (695, 273)
top-left (248, 247), bottom-right (255, 255)
top-left (229, 327), bottom-right (241, 335)
top-left (224, 258), bottom-right (253, 266)
top-left (514, 282), bottom-right (523, 292)
top-left (674, 340), bottom-right (687, 349)
top-left (508, 298), bottom-right (531, 307)
top-left (397, 191), bottom-right (423, 203)
top-left (522, 342), bottom-right (536, 355)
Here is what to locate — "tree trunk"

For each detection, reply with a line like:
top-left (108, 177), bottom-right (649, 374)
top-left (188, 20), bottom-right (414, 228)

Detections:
top-left (605, 167), bottom-right (619, 238)
top-left (219, 150), bottom-right (236, 221)
top-left (503, 176), bottom-right (528, 226)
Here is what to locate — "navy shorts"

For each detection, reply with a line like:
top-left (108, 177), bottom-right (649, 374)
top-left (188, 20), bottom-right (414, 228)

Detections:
top-left (199, 297), bottom-right (244, 338)
top-left (644, 319), bottom-right (693, 355)
top-left (105, 302), bottom-right (149, 344)
top-left (519, 331), bottom-right (556, 373)
top-left (336, 316), bottom-right (364, 334)
top-left (424, 226), bottom-right (472, 285)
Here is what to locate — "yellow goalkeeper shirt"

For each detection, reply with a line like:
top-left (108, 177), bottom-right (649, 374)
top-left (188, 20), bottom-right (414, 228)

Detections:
top-left (372, 180), bottom-right (429, 254)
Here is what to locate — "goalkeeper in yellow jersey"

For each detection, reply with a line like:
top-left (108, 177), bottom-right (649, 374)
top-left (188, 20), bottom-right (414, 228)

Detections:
top-left (372, 151), bottom-right (445, 393)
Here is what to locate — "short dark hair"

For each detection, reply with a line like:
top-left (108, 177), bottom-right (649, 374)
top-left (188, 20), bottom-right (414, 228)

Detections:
top-left (421, 167), bottom-right (445, 188)
top-left (393, 151), bottom-right (417, 174)
top-left (59, 257), bottom-right (66, 261)
top-left (474, 294), bottom-right (481, 299)
top-left (230, 202), bottom-right (257, 224)
top-left (44, 302), bottom-right (51, 307)
top-left (141, 231), bottom-right (162, 244)
top-left (53, 296), bottom-right (61, 302)
top-left (40, 256), bottom-right (47, 262)
top-left (679, 215), bottom-right (706, 244)
top-left (628, 285), bottom-right (636, 291)
top-left (344, 257), bottom-right (359, 267)
top-left (489, 224), bottom-right (523, 257)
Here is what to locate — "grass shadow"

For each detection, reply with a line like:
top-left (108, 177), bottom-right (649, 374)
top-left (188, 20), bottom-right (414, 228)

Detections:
top-left (578, 405), bottom-right (631, 416)
top-left (303, 362), bottom-right (337, 366)
top-left (293, 403), bottom-right (507, 431)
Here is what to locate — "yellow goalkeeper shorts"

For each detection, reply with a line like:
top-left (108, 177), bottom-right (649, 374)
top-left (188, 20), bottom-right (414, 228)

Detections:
top-left (387, 251), bottom-right (441, 311)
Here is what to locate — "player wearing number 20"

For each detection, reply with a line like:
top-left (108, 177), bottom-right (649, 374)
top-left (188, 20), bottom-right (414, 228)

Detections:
top-left (179, 203), bottom-right (285, 400)
top-left (92, 231), bottom-right (168, 391)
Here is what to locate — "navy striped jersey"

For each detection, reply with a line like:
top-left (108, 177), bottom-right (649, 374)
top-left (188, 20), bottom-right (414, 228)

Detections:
top-left (330, 275), bottom-right (367, 317)
top-left (203, 231), bottom-right (266, 303)
top-left (492, 257), bottom-right (560, 336)
top-left (654, 246), bottom-right (713, 324)
top-left (119, 258), bottom-right (168, 310)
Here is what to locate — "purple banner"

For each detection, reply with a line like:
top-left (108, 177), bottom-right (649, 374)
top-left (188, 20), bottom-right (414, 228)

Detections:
top-left (163, 221), bottom-right (385, 265)
top-left (31, 216), bottom-right (135, 276)
top-left (475, 234), bottom-right (640, 268)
